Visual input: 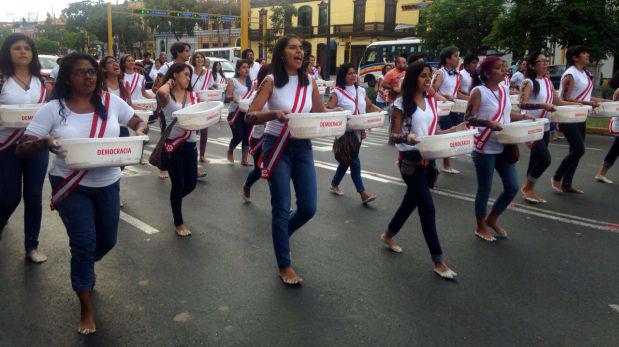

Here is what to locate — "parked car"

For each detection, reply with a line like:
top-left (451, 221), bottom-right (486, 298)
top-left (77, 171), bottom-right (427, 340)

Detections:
top-left (39, 54), bottom-right (59, 80)
top-left (198, 57), bottom-right (235, 79)
top-left (548, 64), bottom-right (566, 90)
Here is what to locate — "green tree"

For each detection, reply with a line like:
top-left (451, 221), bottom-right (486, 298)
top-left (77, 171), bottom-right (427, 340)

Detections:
top-left (270, 2), bottom-right (297, 36)
top-left (0, 28), bottom-right (13, 47)
top-left (417, 0), bottom-right (504, 55)
top-left (35, 37), bottom-right (60, 55)
top-left (143, 0), bottom-right (198, 41)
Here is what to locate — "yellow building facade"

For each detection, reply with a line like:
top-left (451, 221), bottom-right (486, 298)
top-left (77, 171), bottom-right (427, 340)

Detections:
top-left (249, 0), bottom-right (429, 73)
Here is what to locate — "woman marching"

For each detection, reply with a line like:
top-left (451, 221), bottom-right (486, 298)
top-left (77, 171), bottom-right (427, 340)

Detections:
top-left (225, 59), bottom-right (255, 166)
top-left (212, 61), bottom-right (227, 88)
top-left (191, 52), bottom-right (213, 166)
top-left (0, 33), bottom-right (52, 262)
top-left (519, 52), bottom-right (578, 203)
top-left (246, 35), bottom-right (332, 285)
top-left (459, 54), bottom-right (479, 98)
top-left (465, 56), bottom-right (536, 242)
top-left (157, 63), bottom-right (201, 237)
top-left (327, 63), bottom-right (381, 204)
top-left (375, 64), bottom-right (393, 109)
top-left (120, 54), bottom-right (154, 101)
top-left (552, 46), bottom-right (608, 194)
top-left (594, 72), bottom-right (619, 184)
top-left (380, 61), bottom-right (465, 280)
top-left (242, 63), bottom-right (270, 202)
top-left (16, 52), bottom-right (147, 334)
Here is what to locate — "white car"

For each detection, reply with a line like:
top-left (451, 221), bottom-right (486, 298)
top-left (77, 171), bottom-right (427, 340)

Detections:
top-left (39, 54), bottom-right (60, 80)
top-left (200, 57), bottom-right (235, 79)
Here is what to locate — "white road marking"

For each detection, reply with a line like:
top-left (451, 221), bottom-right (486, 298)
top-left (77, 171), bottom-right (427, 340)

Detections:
top-left (120, 211), bottom-right (160, 234)
top-left (609, 304), bottom-right (619, 313)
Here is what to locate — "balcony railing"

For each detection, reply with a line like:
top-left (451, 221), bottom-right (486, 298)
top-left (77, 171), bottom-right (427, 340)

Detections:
top-left (249, 22), bottom-right (414, 41)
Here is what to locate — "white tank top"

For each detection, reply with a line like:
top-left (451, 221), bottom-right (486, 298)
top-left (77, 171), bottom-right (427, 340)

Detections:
top-left (331, 85), bottom-right (366, 115)
top-left (459, 69), bottom-right (473, 95)
top-left (524, 77), bottom-right (553, 131)
top-left (122, 72), bottom-right (144, 101)
top-left (610, 117), bottom-right (619, 136)
top-left (163, 91), bottom-right (199, 142)
top-left (392, 95), bottom-right (438, 152)
top-left (434, 68), bottom-right (460, 97)
top-left (559, 65), bottom-right (592, 102)
top-left (0, 77), bottom-right (46, 143)
top-left (265, 74), bottom-right (314, 136)
top-left (228, 77), bottom-right (251, 113)
top-left (472, 84), bottom-right (512, 154)
top-left (191, 68), bottom-right (213, 91)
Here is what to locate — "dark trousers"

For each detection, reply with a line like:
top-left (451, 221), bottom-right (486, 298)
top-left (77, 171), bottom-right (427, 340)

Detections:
top-left (199, 128), bottom-right (208, 157)
top-left (386, 153), bottom-right (443, 263)
top-left (244, 142), bottom-right (262, 188)
top-left (229, 112), bottom-right (249, 152)
top-left (527, 131), bottom-right (551, 182)
top-left (553, 122), bottom-right (586, 188)
top-left (50, 176), bottom-right (119, 292)
top-left (163, 142), bottom-right (197, 226)
top-left (0, 145), bottom-right (48, 252)
top-left (603, 137), bottom-right (619, 168)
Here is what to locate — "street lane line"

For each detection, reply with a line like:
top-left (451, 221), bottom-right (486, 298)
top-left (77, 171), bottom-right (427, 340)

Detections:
top-left (120, 211), bottom-right (160, 234)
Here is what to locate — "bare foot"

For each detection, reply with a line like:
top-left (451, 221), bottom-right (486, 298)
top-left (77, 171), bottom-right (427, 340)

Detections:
top-left (550, 177), bottom-right (562, 192)
top-left (227, 150), bottom-right (234, 163)
top-left (360, 191), bottom-right (377, 204)
top-left (175, 224), bottom-right (192, 237)
top-left (242, 186), bottom-right (251, 203)
top-left (197, 169), bottom-right (207, 178)
top-left (159, 170), bottom-right (169, 179)
top-left (199, 156), bottom-right (210, 163)
top-left (563, 186), bottom-right (584, 194)
top-left (380, 233), bottom-right (402, 253)
top-left (485, 219), bottom-right (508, 238)
top-left (76, 292), bottom-right (96, 335)
top-left (474, 227), bottom-right (496, 242)
top-left (279, 266), bottom-right (303, 285)
top-left (521, 186), bottom-right (539, 204)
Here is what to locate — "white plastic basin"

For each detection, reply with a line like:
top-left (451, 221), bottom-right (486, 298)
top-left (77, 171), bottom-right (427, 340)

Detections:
top-left (437, 101), bottom-right (454, 116)
top-left (510, 94), bottom-right (521, 112)
top-left (132, 99), bottom-right (157, 111)
top-left (347, 111), bottom-right (386, 130)
top-left (415, 129), bottom-right (477, 160)
top-left (238, 92), bottom-right (256, 112)
top-left (133, 109), bottom-right (152, 124)
top-left (550, 105), bottom-right (592, 123)
top-left (495, 119), bottom-right (549, 144)
top-left (317, 80), bottom-right (335, 88)
top-left (60, 135), bottom-right (149, 170)
top-left (592, 102), bottom-right (619, 118)
top-left (0, 104), bottom-right (44, 128)
top-left (174, 101), bottom-right (224, 130)
top-left (287, 111), bottom-right (350, 139)
top-left (197, 89), bottom-right (224, 102)
top-left (451, 99), bottom-right (468, 114)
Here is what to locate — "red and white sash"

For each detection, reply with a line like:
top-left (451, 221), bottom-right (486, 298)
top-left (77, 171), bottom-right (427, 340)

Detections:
top-left (575, 73), bottom-right (593, 101)
top-left (0, 83), bottom-right (46, 151)
top-left (192, 69), bottom-right (212, 91)
top-left (425, 95), bottom-right (439, 135)
top-left (332, 86), bottom-right (360, 115)
top-left (228, 82), bottom-right (255, 127)
top-left (474, 86), bottom-right (506, 151)
top-left (164, 92), bottom-right (199, 153)
top-left (526, 77), bottom-right (553, 148)
top-left (248, 126), bottom-right (264, 156)
top-left (51, 92), bottom-right (110, 209)
top-left (125, 73), bottom-right (140, 96)
top-left (609, 118), bottom-right (619, 136)
top-left (259, 80), bottom-right (308, 179)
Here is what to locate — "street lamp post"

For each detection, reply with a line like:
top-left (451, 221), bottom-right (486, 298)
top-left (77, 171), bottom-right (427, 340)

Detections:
top-left (324, 0), bottom-right (331, 80)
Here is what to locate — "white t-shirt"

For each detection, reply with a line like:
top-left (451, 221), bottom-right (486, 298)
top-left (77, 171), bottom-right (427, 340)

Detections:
top-left (123, 72), bottom-right (145, 101)
top-left (559, 66), bottom-right (593, 102)
top-left (0, 77), bottom-right (46, 143)
top-left (393, 96), bottom-right (438, 152)
top-left (265, 74), bottom-right (314, 136)
top-left (158, 61), bottom-right (194, 77)
top-left (149, 67), bottom-right (160, 81)
top-left (331, 85), bottom-right (367, 115)
top-left (162, 91), bottom-right (199, 143)
top-left (472, 84), bottom-right (512, 154)
top-left (459, 69), bottom-right (473, 95)
top-left (249, 62), bottom-right (260, 81)
top-left (434, 68), bottom-right (460, 97)
top-left (523, 77), bottom-right (553, 131)
top-left (228, 78), bottom-right (252, 113)
top-left (191, 68), bottom-right (213, 91)
top-left (25, 93), bottom-right (135, 187)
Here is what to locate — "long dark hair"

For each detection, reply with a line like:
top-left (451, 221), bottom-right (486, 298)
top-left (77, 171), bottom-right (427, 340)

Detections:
top-left (190, 52), bottom-right (206, 68)
top-left (526, 51), bottom-right (544, 97)
top-left (52, 52), bottom-right (107, 122)
top-left (234, 59), bottom-right (253, 89)
top-left (257, 63), bottom-right (271, 86)
top-left (401, 61), bottom-right (432, 117)
top-left (335, 63), bottom-right (358, 90)
top-left (0, 33), bottom-right (42, 79)
top-left (162, 63), bottom-right (193, 92)
top-left (100, 56), bottom-right (130, 102)
top-left (566, 46), bottom-right (588, 67)
top-left (271, 35), bottom-right (309, 88)
top-left (212, 61), bottom-right (224, 82)
top-left (119, 53), bottom-right (134, 74)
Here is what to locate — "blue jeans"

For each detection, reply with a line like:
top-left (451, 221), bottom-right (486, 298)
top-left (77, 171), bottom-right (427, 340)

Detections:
top-left (386, 152), bottom-right (443, 263)
top-left (331, 154), bottom-right (365, 193)
top-left (229, 112), bottom-right (249, 152)
top-left (49, 176), bottom-right (120, 292)
top-left (163, 142), bottom-right (197, 226)
top-left (0, 145), bottom-right (48, 252)
top-left (244, 145), bottom-right (262, 188)
top-left (263, 134), bottom-right (317, 268)
top-left (553, 122), bottom-right (586, 188)
top-left (471, 151), bottom-right (519, 219)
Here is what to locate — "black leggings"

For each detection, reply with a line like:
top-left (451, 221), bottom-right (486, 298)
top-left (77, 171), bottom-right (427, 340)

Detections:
top-left (163, 142), bottom-right (197, 226)
top-left (553, 122), bottom-right (586, 188)
top-left (228, 111), bottom-right (249, 152)
top-left (603, 137), bottom-right (619, 168)
top-left (527, 131), bottom-right (551, 182)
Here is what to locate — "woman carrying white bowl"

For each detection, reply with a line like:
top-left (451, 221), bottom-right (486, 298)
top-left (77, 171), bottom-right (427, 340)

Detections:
top-left (595, 75), bottom-right (619, 184)
top-left (245, 35), bottom-right (333, 286)
top-left (326, 63), bottom-right (381, 204)
top-left (16, 52), bottom-right (147, 334)
top-left (190, 52), bottom-right (212, 174)
top-left (225, 59), bottom-right (254, 166)
top-left (157, 63), bottom-right (201, 237)
top-left (120, 53), bottom-right (154, 101)
top-left (465, 56), bottom-right (535, 242)
top-left (0, 33), bottom-right (52, 263)
top-left (380, 61), bottom-right (466, 280)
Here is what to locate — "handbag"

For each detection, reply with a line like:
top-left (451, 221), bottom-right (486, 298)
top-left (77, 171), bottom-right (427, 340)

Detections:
top-left (148, 118), bottom-right (178, 169)
top-left (332, 87), bottom-right (361, 165)
top-left (503, 144), bottom-right (520, 164)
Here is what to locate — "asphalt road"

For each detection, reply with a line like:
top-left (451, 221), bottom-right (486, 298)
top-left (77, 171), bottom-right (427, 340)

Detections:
top-left (1, 116), bottom-right (618, 345)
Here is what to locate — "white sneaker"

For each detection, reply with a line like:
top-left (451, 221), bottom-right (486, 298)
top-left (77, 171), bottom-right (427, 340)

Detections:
top-left (434, 267), bottom-right (457, 280)
top-left (595, 175), bottom-right (613, 184)
top-left (26, 249), bottom-right (48, 263)
top-left (329, 186), bottom-right (344, 196)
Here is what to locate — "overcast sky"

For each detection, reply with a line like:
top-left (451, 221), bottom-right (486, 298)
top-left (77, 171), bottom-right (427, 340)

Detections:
top-left (2, 0), bottom-right (114, 22)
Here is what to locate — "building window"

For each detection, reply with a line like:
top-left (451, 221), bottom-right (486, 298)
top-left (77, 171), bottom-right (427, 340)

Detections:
top-left (318, 1), bottom-right (328, 34)
top-left (384, 0), bottom-right (397, 31)
top-left (202, 43), bottom-right (209, 49)
top-left (298, 6), bottom-right (312, 28)
top-left (353, 0), bottom-right (366, 31)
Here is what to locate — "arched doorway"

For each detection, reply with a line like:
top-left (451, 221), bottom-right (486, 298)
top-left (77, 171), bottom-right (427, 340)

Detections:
top-left (302, 41), bottom-right (312, 61)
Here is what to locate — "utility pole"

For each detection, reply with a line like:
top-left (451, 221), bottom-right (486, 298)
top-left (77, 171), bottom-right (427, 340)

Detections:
top-left (107, 3), bottom-right (113, 56)
top-left (241, 0), bottom-right (249, 50)
top-left (324, 0), bottom-right (331, 79)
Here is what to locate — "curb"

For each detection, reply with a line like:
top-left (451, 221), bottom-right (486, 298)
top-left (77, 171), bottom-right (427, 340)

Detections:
top-left (587, 127), bottom-right (610, 136)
